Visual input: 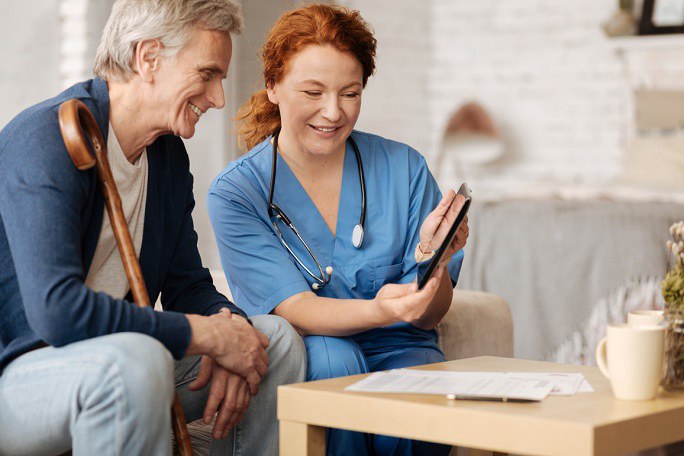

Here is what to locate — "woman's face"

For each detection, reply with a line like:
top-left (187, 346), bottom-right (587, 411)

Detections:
top-left (267, 44), bottom-right (364, 158)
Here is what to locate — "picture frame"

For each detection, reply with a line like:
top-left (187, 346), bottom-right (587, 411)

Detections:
top-left (639, 0), bottom-right (684, 34)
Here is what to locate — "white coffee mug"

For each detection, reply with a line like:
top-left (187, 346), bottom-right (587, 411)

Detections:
top-left (628, 310), bottom-right (664, 327)
top-left (596, 324), bottom-right (665, 401)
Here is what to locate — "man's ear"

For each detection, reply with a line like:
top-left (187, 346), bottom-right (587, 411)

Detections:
top-left (266, 83), bottom-right (279, 105)
top-left (133, 39), bottom-right (162, 83)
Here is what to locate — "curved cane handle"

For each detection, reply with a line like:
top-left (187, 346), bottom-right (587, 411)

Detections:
top-left (58, 99), bottom-right (100, 170)
top-left (58, 98), bottom-right (194, 456)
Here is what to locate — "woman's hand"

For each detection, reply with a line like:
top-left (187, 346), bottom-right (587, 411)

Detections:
top-left (418, 189), bottom-right (469, 261)
top-left (373, 266), bottom-right (444, 324)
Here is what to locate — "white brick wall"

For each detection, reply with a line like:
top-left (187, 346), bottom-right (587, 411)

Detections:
top-left (60, 0), bottom-right (90, 88)
top-left (3, 1), bottom-right (681, 269)
top-left (343, 0), bottom-right (639, 193)
top-left (342, 0), bottom-right (432, 155)
top-left (0, 1), bottom-right (62, 129)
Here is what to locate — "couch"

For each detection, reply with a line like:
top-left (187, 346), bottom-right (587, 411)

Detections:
top-left (178, 271), bottom-right (514, 455)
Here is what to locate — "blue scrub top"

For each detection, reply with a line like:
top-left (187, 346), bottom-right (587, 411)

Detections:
top-left (207, 130), bottom-right (464, 318)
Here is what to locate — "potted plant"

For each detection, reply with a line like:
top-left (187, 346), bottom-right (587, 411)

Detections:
top-left (663, 221), bottom-right (684, 390)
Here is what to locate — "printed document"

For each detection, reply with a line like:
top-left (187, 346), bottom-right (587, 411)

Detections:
top-left (345, 369), bottom-right (592, 401)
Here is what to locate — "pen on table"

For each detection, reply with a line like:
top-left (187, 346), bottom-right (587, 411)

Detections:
top-left (445, 394), bottom-right (537, 403)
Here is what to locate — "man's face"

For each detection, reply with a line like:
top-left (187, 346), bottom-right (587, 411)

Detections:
top-left (154, 28), bottom-right (232, 139)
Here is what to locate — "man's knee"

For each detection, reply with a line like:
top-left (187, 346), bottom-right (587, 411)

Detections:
top-left (252, 314), bottom-right (302, 350)
top-left (304, 336), bottom-right (368, 381)
top-left (252, 314), bottom-right (307, 383)
top-left (86, 333), bottom-right (175, 410)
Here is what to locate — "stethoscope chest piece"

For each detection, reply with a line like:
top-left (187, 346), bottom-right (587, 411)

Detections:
top-left (352, 224), bottom-right (364, 249)
top-left (270, 128), bottom-right (366, 289)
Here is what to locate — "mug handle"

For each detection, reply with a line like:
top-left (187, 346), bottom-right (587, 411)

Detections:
top-left (596, 336), bottom-right (610, 378)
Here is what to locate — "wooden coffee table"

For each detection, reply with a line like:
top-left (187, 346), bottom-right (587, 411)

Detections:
top-left (278, 356), bottom-right (684, 456)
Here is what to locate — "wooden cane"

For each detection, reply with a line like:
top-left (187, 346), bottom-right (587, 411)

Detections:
top-left (58, 98), bottom-right (194, 456)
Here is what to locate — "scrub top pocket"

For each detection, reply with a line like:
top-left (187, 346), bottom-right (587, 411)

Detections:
top-left (333, 250), bottom-right (404, 297)
top-left (372, 261), bottom-right (403, 292)
top-left (371, 249), bottom-right (405, 292)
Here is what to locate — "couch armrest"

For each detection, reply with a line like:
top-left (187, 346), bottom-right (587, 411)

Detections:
top-left (437, 290), bottom-right (514, 361)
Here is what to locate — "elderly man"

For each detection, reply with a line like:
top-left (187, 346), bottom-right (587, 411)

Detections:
top-left (0, 0), bottom-right (305, 454)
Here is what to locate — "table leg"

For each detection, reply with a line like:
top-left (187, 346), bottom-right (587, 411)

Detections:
top-left (280, 420), bottom-right (326, 456)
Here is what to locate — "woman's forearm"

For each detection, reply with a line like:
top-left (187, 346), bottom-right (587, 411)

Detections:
top-left (273, 291), bottom-right (394, 336)
top-left (274, 266), bottom-right (450, 336)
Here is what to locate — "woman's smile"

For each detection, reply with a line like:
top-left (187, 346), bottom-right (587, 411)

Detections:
top-left (267, 44), bottom-right (363, 159)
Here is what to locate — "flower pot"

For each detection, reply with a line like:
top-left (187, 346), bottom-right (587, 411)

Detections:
top-left (663, 306), bottom-right (684, 391)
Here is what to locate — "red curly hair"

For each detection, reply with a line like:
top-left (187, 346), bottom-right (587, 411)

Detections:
top-left (235, 3), bottom-right (377, 151)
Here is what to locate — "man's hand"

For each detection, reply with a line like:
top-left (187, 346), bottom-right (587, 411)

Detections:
top-left (419, 189), bottom-right (469, 261)
top-left (188, 355), bottom-right (252, 439)
top-left (373, 266), bottom-right (444, 324)
top-left (186, 311), bottom-right (270, 394)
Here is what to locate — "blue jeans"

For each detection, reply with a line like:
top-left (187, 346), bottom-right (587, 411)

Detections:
top-left (0, 315), bottom-right (306, 456)
top-left (305, 325), bottom-right (452, 456)
top-left (0, 333), bottom-right (174, 455)
top-left (175, 315), bottom-right (306, 456)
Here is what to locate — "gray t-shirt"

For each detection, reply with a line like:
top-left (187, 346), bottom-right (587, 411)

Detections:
top-left (85, 123), bottom-right (148, 299)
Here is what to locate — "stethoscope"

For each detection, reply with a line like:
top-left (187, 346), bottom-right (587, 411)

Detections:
top-left (268, 128), bottom-right (366, 290)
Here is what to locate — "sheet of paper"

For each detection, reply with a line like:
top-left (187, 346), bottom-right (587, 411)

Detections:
top-left (578, 380), bottom-right (595, 393)
top-left (344, 369), bottom-right (593, 400)
top-left (504, 372), bottom-right (585, 395)
top-left (345, 369), bottom-right (555, 401)
top-left (392, 370), bottom-right (592, 395)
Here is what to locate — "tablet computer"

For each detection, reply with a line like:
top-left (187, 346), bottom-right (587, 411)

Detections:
top-left (417, 183), bottom-right (471, 290)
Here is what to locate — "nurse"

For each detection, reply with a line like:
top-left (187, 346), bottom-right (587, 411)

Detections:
top-left (208, 4), bottom-right (469, 455)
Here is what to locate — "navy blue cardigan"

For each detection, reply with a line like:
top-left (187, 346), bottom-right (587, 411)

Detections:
top-left (0, 78), bottom-right (246, 373)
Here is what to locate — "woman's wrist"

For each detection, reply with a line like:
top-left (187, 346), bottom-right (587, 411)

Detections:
top-left (414, 242), bottom-right (435, 263)
top-left (415, 242), bottom-right (452, 269)
top-left (370, 296), bottom-right (398, 327)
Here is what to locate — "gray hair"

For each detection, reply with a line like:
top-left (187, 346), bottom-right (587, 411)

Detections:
top-left (93, 0), bottom-right (243, 81)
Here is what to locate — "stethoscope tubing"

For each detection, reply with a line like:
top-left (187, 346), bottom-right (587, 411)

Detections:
top-left (270, 218), bottom-right (327, 286)
top-left (268, 128), bottom-right (366, 289)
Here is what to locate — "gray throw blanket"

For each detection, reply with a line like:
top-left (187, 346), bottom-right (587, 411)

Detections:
top-left (457, 199), bottom-right (683, 361)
